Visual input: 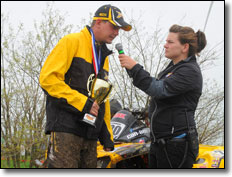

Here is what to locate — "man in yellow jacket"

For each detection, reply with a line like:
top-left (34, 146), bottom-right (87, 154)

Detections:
top-left (39, 4), bottom-right (131, 168)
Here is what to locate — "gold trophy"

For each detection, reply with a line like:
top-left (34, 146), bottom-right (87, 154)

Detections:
top-left (83, 74), bottom-right (113, 127)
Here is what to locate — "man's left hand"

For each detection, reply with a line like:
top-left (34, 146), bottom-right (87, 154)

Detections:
top-left (104, 148), bottom-right (112, 152)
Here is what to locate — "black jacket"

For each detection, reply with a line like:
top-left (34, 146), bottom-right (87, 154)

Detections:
top-left (128, 56), bottom-right (202, 139)
top-left (40, 26), bottom-right (114, 150)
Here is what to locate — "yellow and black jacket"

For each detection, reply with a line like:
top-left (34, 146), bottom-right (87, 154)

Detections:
top-left (39, 26), bottom-right (114, 150)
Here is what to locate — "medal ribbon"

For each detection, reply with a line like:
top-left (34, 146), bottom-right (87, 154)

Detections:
top-left (90, 28), bottom-right (101, 76)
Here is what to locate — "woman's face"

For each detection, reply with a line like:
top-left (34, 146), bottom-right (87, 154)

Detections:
top-left (164, 32), bottom-right (185, 61)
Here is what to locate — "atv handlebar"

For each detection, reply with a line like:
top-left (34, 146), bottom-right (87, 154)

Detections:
top-left (130, 108), bottom-right (148, 120)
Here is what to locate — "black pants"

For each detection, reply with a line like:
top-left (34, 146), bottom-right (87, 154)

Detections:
top-left (149, 136), bottom-right (199, 168)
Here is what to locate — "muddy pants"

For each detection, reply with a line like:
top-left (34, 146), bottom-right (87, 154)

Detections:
top-left (47, 132), bottom-right (97, 168)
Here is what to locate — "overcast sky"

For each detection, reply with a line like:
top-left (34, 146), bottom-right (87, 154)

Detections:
top-left (1, 1), bottom-right (225, 87)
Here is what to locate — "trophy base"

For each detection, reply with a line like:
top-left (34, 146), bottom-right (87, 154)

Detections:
top-left (82, 113), bottom-right (96, 128)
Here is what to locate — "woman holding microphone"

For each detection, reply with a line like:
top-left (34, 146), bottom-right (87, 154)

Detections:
top-left (118, 24), bottom-right (207, 168)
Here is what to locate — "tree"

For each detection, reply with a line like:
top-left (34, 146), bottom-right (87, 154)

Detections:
top-left (1, 2), bottom-right (74, 168)
top-left (195, 81), bottom-right (224, 145)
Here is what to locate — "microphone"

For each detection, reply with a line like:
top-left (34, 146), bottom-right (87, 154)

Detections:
top-left (115, 43), bottom-right (132, 76)
top-left (115, 43), bottom-right (124, 54)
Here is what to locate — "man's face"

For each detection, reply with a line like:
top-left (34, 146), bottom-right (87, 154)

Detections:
top-left (97, 21), bottom-right (120, 44)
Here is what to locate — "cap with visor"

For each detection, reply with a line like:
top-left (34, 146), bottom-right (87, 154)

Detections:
top-left (93, 4), bottom-right (132, 31)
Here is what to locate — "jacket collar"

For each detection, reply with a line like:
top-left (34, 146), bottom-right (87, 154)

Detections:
top-left (182, 55), bottom-right (196, 63)
top-left (158, 55), bottom-right (197, 80)
top-left (171, 55), bottom-right (196, 66)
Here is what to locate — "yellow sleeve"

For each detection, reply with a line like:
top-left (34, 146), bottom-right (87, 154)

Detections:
top-left (104, 98), bottom-right (114, 142)
top-left (39, 34), bottom-right (88, 112)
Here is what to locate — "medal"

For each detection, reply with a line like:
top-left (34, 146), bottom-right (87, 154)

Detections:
top-left (90, 28), bottom-right (101, 75)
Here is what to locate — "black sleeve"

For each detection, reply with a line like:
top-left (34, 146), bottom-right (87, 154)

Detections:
top-left (128, 64), bottom-right (174, 99)
top-left (46, 92), bottom-right (94, 117)
top-left (163, 65), bottom-right (202, 95)
top-left (82, 97), bottom-right (94, 114)
top-left (129, 64), bottom-right (152, 91)
top-left (98, 121), bottom-right (114, 151)
top-left (128, 63), bottom-right (201, 99)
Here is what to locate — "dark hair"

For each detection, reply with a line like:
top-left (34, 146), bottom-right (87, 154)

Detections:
top-left (169, 24), bottom-right (207, 57)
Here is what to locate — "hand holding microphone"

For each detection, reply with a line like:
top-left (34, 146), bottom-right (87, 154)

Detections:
top-left (116, 43), bottom-right (137, 70)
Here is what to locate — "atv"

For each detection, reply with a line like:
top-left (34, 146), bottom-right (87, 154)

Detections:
top-left (97, 109), bottom-right (224, 168)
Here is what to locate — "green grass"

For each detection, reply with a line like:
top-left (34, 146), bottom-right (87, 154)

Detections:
top-left (1, 158), bottom-right (36, 168)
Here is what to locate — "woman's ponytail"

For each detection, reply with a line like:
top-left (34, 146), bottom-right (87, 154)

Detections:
top-left (196, 30), bottom-right (207, 53)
